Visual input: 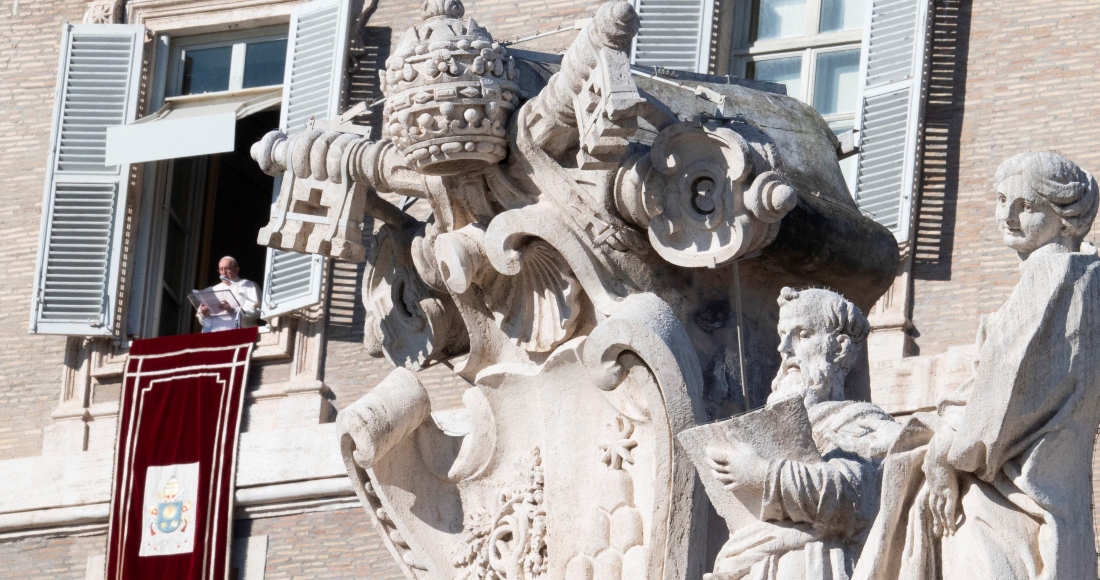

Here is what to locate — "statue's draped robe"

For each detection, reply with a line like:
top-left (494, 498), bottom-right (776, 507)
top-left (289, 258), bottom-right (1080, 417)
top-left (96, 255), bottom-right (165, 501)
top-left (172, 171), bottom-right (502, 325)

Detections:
top-left (857, 246), bottom-right (1100, 580)
top-left (712, 401), bottom-right (903, 580)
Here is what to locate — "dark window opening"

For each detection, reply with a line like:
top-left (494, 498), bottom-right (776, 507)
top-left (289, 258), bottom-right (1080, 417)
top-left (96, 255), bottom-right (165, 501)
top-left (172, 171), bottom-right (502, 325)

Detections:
top-left (156, 109), bottom-right (280, 336)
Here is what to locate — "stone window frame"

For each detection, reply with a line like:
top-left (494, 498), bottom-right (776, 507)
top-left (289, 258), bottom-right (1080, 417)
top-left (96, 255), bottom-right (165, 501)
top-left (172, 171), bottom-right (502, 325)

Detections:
top-left (47, 0), bottom-right (332, 456)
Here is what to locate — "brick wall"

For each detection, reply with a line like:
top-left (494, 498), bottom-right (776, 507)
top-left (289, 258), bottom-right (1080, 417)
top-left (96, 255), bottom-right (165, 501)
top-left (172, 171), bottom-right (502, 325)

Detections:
top-left (910, 0), bottom-right (1100, 354)
top-left (0, 509), bottom-right (405, 579)
top-left (0, 0), bottom-right (86, 461)
top-left (235, 509), bottom-right (404, 579)
top-left (370, 0), bottom-right (601, 57)
top-left (0, 534), bottom-right (104, 580)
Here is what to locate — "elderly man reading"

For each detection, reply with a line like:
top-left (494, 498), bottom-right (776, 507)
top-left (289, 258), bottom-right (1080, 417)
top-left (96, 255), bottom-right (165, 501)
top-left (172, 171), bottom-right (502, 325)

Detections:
top-left (196, 256), bottom-right (261, 331)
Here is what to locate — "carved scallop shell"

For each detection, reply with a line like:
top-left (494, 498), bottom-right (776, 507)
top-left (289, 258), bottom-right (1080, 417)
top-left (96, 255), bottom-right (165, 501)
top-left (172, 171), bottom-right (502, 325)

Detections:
top-left (485, 241), bottom-right (581, 353)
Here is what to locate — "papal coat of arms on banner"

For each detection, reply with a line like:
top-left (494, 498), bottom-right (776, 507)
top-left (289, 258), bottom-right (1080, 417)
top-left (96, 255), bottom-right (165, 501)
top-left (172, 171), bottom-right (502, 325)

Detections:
top-left (139, 463), bottom-right (199, 556)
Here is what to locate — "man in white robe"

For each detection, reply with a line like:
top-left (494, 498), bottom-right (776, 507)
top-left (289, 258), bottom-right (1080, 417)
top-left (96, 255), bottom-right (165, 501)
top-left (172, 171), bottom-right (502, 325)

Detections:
top-left (196, 256), bottom-right (261, 331)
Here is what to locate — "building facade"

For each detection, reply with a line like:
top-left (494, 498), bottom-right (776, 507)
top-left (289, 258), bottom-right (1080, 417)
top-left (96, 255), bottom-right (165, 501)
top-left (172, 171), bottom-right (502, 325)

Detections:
top-left (0, 0), bottom-right (1098, 577)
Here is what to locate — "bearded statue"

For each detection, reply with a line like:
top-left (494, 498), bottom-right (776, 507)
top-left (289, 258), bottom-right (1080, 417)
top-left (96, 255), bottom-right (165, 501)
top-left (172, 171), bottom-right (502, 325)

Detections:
top-left (703, 287), bottom-right (907, 580)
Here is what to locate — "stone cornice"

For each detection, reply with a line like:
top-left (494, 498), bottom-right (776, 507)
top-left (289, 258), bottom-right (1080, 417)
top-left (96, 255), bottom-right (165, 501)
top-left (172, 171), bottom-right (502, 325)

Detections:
top-left (0, 424), bottom-right (351, 539)
top-left (126, 0), bottom-right (301, 34)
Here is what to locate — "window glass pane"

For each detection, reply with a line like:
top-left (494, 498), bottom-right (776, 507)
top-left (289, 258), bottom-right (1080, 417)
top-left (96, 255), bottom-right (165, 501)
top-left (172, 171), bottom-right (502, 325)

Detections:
top-left (158, 288), bottom-right (182, 337)
top-left (813, 49), bottom-right (860, 115)
top-left (181, 46), bottom-right (232, 95)
top-left (820, 0), bottom-right (866, 32)
top-left (243, 39), bottom-right (288, 88)
top-left (168, 158), bottom-right (195, 220)
top-left (754, 0), bottom-right (807, 40)
top-left (162, 218), bottom-right (187, 300)
top-left (750, 56), bottom-right (803, 101)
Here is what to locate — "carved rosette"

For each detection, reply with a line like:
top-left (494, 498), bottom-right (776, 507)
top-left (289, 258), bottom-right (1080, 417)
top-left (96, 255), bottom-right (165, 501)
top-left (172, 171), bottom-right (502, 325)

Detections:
top-left (81, 0), bottom-right (124, 24)
top-left (381, 0), bottom-right (520, 175)
top-left (618, 121), bottom-right (797, 269)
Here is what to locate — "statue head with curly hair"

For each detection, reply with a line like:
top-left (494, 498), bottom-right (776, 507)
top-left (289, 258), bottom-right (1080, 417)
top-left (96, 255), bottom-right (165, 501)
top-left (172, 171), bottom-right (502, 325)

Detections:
top-left (769, 287), bottom-right (870, 407)
top-left (994, 151), bottom-right (1098, 259)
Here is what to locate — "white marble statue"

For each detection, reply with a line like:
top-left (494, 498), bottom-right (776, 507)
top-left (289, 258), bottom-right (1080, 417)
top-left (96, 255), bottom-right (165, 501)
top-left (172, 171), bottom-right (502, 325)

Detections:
top-left (245, 0), bottom-right (1100, 568)
top-left (858, 151), bottom-right (1100, 580)
top-left (247, 0), bottom-right (908, 576)
top-left (703, 288), bottom-right (904, 580)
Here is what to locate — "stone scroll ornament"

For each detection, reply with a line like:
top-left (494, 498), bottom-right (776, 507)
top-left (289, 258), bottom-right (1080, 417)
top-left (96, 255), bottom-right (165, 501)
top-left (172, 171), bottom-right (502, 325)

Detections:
top-left (249, 0), bottom-right (898, 576)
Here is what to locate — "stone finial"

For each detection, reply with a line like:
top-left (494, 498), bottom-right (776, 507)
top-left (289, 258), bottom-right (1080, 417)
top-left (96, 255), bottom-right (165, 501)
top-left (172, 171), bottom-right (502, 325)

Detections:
top-left (593, 1), bottom-right (640, 51)
top-left (420, 0), bottom-right (464, 19)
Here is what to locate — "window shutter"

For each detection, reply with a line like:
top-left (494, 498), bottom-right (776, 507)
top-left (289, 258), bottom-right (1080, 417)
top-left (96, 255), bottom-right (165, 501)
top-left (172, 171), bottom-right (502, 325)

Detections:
top-left (851, 0), bottom-right (934, 241)
top-left (631, 0), bottom-right (715, 73)
top-left (30, 24), bottom-right (145, 336)
top-left (261, 0), bottom-right (351, 319)
top-left (261, 249), bottom-right (326, 317)
top-left (279, 0), bottom-right (351, 133)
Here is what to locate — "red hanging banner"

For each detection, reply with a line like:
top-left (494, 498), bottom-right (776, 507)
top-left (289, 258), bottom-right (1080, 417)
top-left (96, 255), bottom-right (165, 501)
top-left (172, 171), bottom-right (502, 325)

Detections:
top-left (106, 328), bottom-right (258, 580)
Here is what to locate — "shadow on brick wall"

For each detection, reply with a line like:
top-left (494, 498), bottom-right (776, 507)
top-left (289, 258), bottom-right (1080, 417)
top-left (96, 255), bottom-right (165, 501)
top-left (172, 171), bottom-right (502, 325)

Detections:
top-left (913, 0), bottom-right (973, 282)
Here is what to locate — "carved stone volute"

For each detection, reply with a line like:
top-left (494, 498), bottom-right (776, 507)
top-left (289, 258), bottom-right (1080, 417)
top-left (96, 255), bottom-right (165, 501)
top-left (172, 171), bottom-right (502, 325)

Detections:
top-left (615, 119), bottom-right (797, 268)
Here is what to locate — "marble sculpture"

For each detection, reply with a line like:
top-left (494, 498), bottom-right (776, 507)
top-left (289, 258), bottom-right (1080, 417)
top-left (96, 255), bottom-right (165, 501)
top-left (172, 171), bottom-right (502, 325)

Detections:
top-left (247, 0), bottom-right (1100, 575)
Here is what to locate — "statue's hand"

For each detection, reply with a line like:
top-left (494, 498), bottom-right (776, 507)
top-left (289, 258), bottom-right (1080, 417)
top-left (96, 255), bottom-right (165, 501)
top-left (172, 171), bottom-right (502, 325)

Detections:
top-left (707, 440), bottom-right (769, 491)
top-left (922, 436), bottom-right (961, 537)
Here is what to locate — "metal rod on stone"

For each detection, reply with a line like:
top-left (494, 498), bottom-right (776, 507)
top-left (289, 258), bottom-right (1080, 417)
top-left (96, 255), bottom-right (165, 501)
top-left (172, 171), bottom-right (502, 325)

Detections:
top-left (732, 260), bottom-right (749, 411)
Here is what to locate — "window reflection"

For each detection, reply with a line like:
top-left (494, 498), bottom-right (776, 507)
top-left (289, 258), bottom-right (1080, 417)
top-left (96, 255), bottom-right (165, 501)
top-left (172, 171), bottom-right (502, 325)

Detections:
top-left (181, 46), bottom-right (232, 95)
top-left (813, 49), bottom-right (860, 115)
top-left (749, 56), bottom-right (803, 101)
top-left (754, 0), bottom-right (807, 40)
top-left (820, 0), bottom-right (866, 32)
top-left (243, 39), bottom-right (288, 88)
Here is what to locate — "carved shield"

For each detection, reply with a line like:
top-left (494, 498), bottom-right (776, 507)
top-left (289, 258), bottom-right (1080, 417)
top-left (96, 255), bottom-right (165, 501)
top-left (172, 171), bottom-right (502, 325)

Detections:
top-left (338, 293), bottom-right (709, 579)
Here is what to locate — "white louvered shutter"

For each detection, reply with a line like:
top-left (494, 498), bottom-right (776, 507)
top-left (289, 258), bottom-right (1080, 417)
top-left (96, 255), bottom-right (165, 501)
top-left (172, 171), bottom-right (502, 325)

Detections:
top-left (851, 0), bottom-right (933, 241)
top-left (30, 24), bottom-right (145, 336)
top-left (261, 0), bottom-right (351, 318)
top-left (631, 0), bottom-right (715, 72)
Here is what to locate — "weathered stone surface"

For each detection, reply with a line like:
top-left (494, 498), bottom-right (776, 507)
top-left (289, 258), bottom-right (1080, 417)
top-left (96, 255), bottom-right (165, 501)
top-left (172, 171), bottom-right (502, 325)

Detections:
top-left (858, 152), bottom-right (1100, 580)
top-left (247, 1), bottom-right (915, 577)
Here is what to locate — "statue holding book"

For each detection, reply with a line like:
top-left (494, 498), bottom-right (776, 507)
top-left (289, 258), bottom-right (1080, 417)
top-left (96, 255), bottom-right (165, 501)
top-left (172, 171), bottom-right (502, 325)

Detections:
top-left (684, 152), bottom-right (1100, 580)
top-left (682, 288), bottom-right (908, 580)
top-left (244, 0), bottom-right (1100, 572)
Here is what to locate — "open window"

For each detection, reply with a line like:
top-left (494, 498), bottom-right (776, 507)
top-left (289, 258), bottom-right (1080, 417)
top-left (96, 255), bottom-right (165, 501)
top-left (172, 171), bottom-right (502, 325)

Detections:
top-left (32, 0), bottom-right (355, 337)
top-left (123, 25), bottom-right (296, 337)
